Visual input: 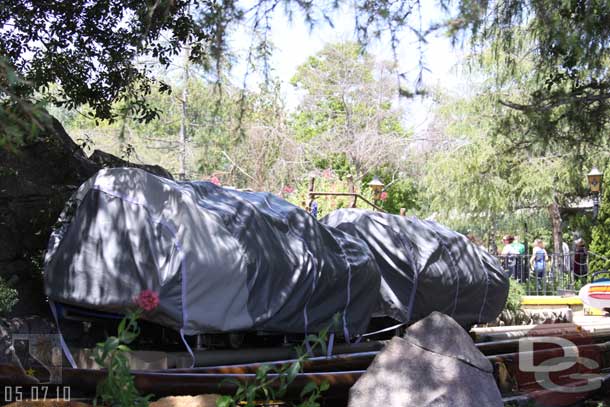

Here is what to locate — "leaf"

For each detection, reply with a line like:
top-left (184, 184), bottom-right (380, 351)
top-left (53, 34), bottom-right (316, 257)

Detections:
top-left (215, 395), bottom-right (235, 407)
top-left (219, 377), bottom-right (242, 388)
top-left (278, 381), bottom-right (288, 398)
top-left (267, 386), bottom-right (276, 400)
top-left (256, 364), bottom-right (272, 381)
top-left (117, 317), bottom-right (127, 335)
top-left (305, 334), bottom-right (319, 344)
top-left (286, 361), bottom-right (301, 383)
top-left (319, 380), bottom-right (330, 391)
top-left (122, 331), bottom-right (139, 344)
top-left (117, 344), bottom-right (131, 352)
top-left (262, 386), bottom-right (269, 400)
top-left (245, 385), bottom-right (257, 404)
top-left (300, 381), bottom-right (319, 398)
top-left (319, 326), bottom-right (329, 341)
top-left (104, 336), bottom-right (120, 353)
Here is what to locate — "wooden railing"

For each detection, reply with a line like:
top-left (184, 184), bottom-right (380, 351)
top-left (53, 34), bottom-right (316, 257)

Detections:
top-left (305, 175), bottom-right (387, 213)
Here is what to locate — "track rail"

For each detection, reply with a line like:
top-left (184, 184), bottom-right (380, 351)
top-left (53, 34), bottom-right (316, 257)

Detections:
top-left (5, 324), bottom-right (610, 404)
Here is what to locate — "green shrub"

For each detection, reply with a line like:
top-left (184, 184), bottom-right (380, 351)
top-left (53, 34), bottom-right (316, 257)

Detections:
top-left (505, 278), bottom-right (525, 313)
top-left (216, 318), bottom-right (336, 407)
top-left (94, 290), bottom-right (160, 407)
top-left (93, 309), bottom-right (153, 407)
top-left (0, 278), bottom-right (18, 315)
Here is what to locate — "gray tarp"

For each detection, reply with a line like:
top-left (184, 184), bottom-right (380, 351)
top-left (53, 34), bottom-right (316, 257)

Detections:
top-left (44, 168), bottom-right (381, 336)
top-left (321, 209), bottom-right (508, 327)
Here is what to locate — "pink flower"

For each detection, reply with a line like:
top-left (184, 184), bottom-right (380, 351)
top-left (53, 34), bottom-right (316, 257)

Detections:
top-left (322, 168), bottom-right (332, 179)
top-left (209, 176), bottom-right (221, 186)
top-left (135, 290), bottom-right (160, 312)
top-left (282, 185), bottom-right (294, 194)
top-left (380, 191), bottom-right (388, 201)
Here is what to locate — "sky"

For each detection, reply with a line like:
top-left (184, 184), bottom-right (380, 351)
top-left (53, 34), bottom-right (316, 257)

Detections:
top-left (229, 1), bottom-right (470, 130)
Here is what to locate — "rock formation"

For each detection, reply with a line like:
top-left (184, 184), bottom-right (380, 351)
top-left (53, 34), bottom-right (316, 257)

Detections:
top-left (0, 114), bottom-right (172, 317)
top-left (349, 312), bottom-right (504, 407)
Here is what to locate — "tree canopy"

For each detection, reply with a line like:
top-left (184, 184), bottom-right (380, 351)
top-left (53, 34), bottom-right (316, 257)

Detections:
top-left (0, 0), bottom-right (211, 122)
top-left (0, 0), bottom-right (425, 123)
top-left (2, 0), bottom-right (609, 151)
top-left (446, 0), bottom-right (610, 148)
top-left (290, 42), bottom-right (408, 179)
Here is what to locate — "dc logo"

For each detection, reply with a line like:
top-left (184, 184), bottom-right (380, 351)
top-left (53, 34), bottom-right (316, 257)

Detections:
top-left (512, 324), bottom-right (604, 406)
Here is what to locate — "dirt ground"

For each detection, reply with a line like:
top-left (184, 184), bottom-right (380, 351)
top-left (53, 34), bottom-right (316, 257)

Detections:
top-left (3, 402), bottom-right (92, 407)
top-left (4, 395), bottom-right (221, 407)
top-left (150, 395), bottom-right (221, 407)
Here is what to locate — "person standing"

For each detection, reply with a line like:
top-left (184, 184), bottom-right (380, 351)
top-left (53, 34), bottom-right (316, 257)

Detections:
top-left (512, 235), bottom-right (527, 282)
top-left (561, 238), bottom-right (570, 271)
top-left (573, 238), bottom-right (588, 285)
top-left (310, 200), bottom-right (319, 218)
top-left (512, 236), bottom-right (526, 255)
top-left (530, 239), bottom-right (549, 292)
top-left (501, 235), bottom-right (519, 278)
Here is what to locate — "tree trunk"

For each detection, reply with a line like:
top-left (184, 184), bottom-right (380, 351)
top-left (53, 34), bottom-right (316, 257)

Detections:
top-left (347, 174), bottom-right (357, 208)
top-left (488, 217), bottom-right (498, 255)
top-left (548, 194), bottom-right (563, 272)
top-left (178, 44), bottom-right (190, 181)
top-left (306, 176), bottom-right (316, 213)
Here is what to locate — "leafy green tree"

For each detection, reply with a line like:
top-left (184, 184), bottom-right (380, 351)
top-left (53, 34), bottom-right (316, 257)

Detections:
top-left (129, 75), bottom-right (243, 179)
top-left (0, 59), bottom-right (52, 150)
top-left (447, 1), bottom-right (610, 149)
top-left (222, 81), bottom-right (304, 191)
top-left (0, 0), bottom-right (437, 149)
top-left (380, 178), bottom-right (419, 215)
top-left (3, 0), bottom-right (610, 154)
top-left (59, 74), bottom-right (244, 180)
top-left (290, 42), bottom-right (410, 180)
top-left (421, 93), bottom-right (512, 232)
top-left (0, 1), bottom-right (210, 124)
top-left (419, 74), bottom-right (605, 255)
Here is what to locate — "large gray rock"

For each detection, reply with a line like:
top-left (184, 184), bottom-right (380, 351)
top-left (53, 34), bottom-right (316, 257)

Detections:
top-left (348, 312), bottom-right (503, 407)
top-left (0, 114), bottom-right (172, 317)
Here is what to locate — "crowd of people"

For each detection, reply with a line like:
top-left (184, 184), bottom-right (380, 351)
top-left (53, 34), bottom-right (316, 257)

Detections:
top-left (496, 234), bottom-right (590, 289)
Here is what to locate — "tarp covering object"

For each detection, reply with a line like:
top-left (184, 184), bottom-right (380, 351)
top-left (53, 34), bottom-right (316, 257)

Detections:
top-left (321, 209), bottom-right (508, 328)
top-left (44, 168), bottom-right (381, 336)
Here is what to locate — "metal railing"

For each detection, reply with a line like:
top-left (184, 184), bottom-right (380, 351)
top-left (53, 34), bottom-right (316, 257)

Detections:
top-left (497, 252), bottom-right (603, 296)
